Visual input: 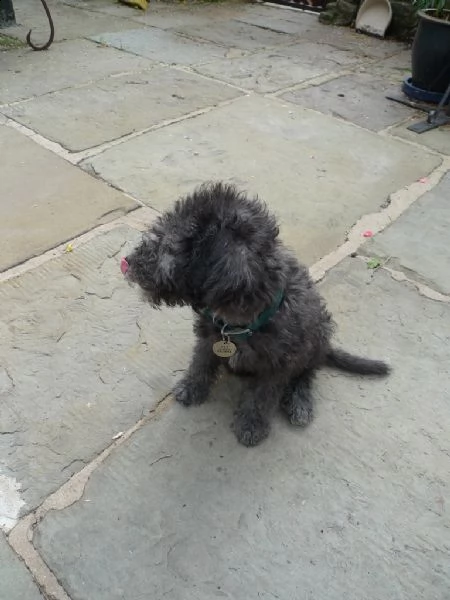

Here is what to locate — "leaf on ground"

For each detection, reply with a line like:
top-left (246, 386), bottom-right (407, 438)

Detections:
top-left (367, 257), bottom-right (381, 269)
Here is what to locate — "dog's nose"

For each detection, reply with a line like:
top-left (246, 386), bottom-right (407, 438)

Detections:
top-left (120, 257), bottom-right (129, 275)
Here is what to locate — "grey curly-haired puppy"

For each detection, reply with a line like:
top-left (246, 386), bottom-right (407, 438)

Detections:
top-left (121, 182), bottom-right (390, 447)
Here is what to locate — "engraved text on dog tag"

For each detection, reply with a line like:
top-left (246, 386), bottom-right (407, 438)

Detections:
top-left (213, 340), bottom-right (237, 358)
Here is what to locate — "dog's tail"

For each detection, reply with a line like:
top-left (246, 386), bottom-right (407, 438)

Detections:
top-left (326, 347), bottom-right (390, 376)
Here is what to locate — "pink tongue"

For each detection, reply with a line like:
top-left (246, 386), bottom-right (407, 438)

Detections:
top-left (120, 257), bottom-right (129, 275)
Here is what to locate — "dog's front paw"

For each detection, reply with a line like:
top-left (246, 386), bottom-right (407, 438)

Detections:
top-left (232, 411), bottom-right (270, 447)
top-left (173, 377), bottom-right (209, 407)
top-left (288, 403), bottom-right (313, 427)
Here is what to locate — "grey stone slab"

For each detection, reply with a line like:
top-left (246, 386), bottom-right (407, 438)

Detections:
top-left (282, 73), bottom-right (413, 131)
top-left (85, 95), bottom-right (440, 266)
top-left (195, 42), bottom-right (360, 93)
top-left (0, 226), bottom-right (194, 514)
top-left (90, 27), bottom-right (239, 66)
top-left (0, 126), bottom-right (137, 271)
top-left (34, 260), bottom-right (450, 600)
top-left (173, 18), bottom-right (295, 51)
top-left (121, 2), bottom-right (251, 30)
top-left (301, 25), bottom-right (406, 59)
top-left (3, 68), bottom-right (242, 152)
top-left (362, 171), bottom-right (450, 295)
top-left (0, 533), bottom-right (43, 599)
top-left (390, 119), bottom-right (450, 156)
top-left (4, 0), bottom-right (144, 44)
top-left (357, 50), bottom-right (411, 84)
top-left (0, 39), bottom-right (156, 104)
top-left (235, 4), bottom-right (324, 35)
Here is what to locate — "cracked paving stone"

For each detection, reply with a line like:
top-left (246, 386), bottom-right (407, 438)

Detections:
top-left (84, 95), bottom-right (440, 266)
top-left (0, 532), bottom-right (44, 599)
top-left (34, 260), bottom-right (450, 600)
top-left (0, 39), bottom-right (156, 104)
top-left (0, 226), bottom-right (194, 515)
top-left (194, 43), bottom-right (360, 94)
top-left (363, 171), bottom-right (450, 295)
top-left (281, 73), bottom-right (412, 132)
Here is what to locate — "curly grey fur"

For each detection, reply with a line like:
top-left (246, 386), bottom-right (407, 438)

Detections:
top-left (124, 182), bottom-right (390, 446)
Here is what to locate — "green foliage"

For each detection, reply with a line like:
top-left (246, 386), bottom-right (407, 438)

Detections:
top-left (0, 33), bottom-right (25, 49)
top-left (413, 0), bottom-right (448, 19)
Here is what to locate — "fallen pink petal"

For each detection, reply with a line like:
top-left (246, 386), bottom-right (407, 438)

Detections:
top-left (362, 230), bottom-right (373, 237)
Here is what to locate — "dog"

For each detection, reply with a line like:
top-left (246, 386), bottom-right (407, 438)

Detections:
top-left (121, 182), bottom-right (390, 446)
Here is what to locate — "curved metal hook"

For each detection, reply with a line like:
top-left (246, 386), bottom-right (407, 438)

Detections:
top-left (26, 0), bottom-right (55, 51)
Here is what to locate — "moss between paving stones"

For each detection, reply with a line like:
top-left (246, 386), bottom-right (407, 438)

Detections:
top-left (0, 33), bottom-right (25, 49)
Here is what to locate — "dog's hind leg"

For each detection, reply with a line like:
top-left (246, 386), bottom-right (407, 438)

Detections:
top-left (281, 370), bottom-right (315, 427)
top-left (233, 376), bottom-right (286, 447)
top-left (173, 338), bottom-right (221, 407)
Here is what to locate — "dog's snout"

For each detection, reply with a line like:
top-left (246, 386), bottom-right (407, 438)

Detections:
top-left (120, 256), bottom-right (129, 276)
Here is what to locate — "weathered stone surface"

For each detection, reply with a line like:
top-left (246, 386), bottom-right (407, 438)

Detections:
top-left (390, 119), bottom-right (450, 155)
top-left (90, 27), bottom-right (240, 66)
top-left (195, 42), bottom-right (359, 93)
top-left (235, 3), bottom-right (325, 35)
top-left (0, 39), bottom-right (156, 104)
top-left (0, 533), bottom-right (43, 599)
top-left (174, 18), bottom-right (295, 50)
top-left (0, 126), bottom-right (138, 271)
top-left (2, 68), bottom-right (242, 151)
top-left (34, 260), bottom-right (450, 600)
top-left (357, 50), bottom-right (411, 83)
top-left (0, 227), bottom-right (194, 513)
top-left (363, 171), bottom-right (450, 294)
top-left (4, 0), bottom-right (144, 44)
top-left (304, 20), bottom-right (406, 58)
top-left (282, 72), bottom-right (412, 131)
top-left (85, 95), bottom-right (440, 266)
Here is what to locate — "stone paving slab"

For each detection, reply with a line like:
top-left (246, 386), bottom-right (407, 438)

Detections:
top-left (0, 39), bottom-right (156, 105)
top-left (34, 260), bottom-right (450, 600)
top-left (390, 119), bottom-right (450, 156)
top-left (90, 27), bottom-right (242, 66)
top-left (300, 23), bottom-right (405, 59)
top-left (85, 95), bottom-right (440, 266)
top-left (80, 0), bottom-right (252, 30)
top-left (0, 533), bottom-right (43, 599)
top-left (194, 42), bottom-right (360, 94)
top-left (357, 50), bottom-right (411, 84)
top-left (235, 3), bottom-right (325, 35)
top-left (281, 73), bottom-right (413, 132)
top-left (5, 0), bottom-right (144, 44)
top-left (0, 126), bottom-right (137, 271)
top-left (362, 171), bottom-right (450, 295)
top-left (173, 18), bottom-right (295, 51)
top-left (2, 68), bottom-right (242, 152)
top-left (0, 226), bottom-right (194, 515)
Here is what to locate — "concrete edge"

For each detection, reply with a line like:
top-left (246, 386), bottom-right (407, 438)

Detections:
top-left (309, 156), bottom-right (450, 282)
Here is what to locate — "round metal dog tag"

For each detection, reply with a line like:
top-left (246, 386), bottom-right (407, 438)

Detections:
top-left (213, 340), bottom-right (237, 358)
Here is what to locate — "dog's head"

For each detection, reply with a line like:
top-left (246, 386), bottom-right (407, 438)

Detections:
top-left (122, 182), bottom-right (284, 321)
